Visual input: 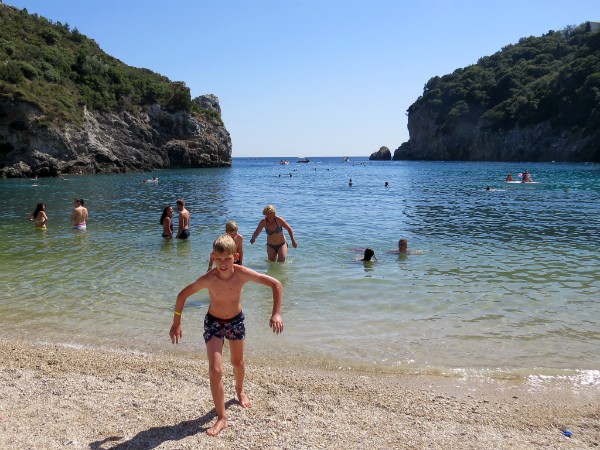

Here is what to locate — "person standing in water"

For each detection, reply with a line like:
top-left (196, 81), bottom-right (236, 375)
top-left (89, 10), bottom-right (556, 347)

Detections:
top-left (160, 206), bottom-right (174, 238)
top-left (208, 221), bottom-right (244, 270)
top-left (176, 199), bottom-right (190, 239)
top-left (250, 205), bottom-right (297, 262)
top-left (27, 202), bottom-right (48, 229)
top-left (71, 198), bottom-right (88, 229)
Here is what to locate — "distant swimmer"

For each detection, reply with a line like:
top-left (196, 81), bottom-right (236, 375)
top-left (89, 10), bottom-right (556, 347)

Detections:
top-left (388, 239), bottom-right (423, 255)
top-left (27, 202), bottom-right (48, 229)
top-left (505, 173), bottom-right (513, 181)
top-left (71, 198), bottom-right (88, 229)
top-left (360, 248), bottom-right (376, 262)
top-left (384, 181), bottom-right (389, 187)
top-left (349, 178), bottom-right (353, 187)
top-left (522, 171), bottom-right (533, 182)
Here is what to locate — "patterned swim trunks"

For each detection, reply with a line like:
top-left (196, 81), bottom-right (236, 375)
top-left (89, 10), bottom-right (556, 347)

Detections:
top-left (203, 311), bottom-right (246, 343)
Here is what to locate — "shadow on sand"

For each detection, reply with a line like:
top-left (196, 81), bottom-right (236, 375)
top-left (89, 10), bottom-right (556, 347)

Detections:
top-left (89, 399), bottom-right (237, 449)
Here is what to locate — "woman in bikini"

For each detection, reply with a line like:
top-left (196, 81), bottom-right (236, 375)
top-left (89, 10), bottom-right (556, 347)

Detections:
top-left (250, 205), bottom-right (297, 262)
top-left (27, 202), bottom-right (48, 229)
top-left (160, 206), bottom-right (174, 238)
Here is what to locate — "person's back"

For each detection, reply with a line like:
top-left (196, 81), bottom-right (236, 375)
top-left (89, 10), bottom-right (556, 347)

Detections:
top-left (71, 198), bottom-right (88, 229)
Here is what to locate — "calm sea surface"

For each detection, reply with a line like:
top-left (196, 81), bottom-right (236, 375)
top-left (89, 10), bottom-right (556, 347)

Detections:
top-left (1, 157), bottom-right (599, 383)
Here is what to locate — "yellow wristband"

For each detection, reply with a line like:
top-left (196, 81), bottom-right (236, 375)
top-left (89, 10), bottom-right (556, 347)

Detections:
top-left (174, 311), bottom-right (182, 316)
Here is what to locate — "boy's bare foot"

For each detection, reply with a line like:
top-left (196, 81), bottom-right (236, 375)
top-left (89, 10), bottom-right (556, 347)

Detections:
top-left (206, 417), bottom-right (228, 436)
top-left (238, 391), bottom-right (252, 408)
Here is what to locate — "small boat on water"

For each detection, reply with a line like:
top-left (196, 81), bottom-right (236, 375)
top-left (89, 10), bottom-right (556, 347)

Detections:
top-left (343, 156), bottom-right (350, 162)
top-left (279, 160), bottom-right (289, 165)
top-left (296, 157), bottom-right (310, 163)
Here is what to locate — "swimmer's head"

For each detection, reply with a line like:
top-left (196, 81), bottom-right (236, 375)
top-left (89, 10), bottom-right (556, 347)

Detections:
top-left (398, 239), bottom-right (408, 253)
top-left (363, 248), bottom-right (376, 261)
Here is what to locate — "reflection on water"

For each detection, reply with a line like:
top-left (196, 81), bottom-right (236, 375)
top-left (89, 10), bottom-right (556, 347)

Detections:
top-left (0, 160), bottom-right (599, 381)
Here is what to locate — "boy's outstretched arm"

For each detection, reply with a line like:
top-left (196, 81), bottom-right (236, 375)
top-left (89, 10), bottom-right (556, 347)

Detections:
top-left (239, 266), bottom-right (284, 332)
top-left (247, 270), bottom-right (284, 333)
top-left (268, 278), bottom-right (284, 334)
top-left (169, 276), bottom-right (207, 344)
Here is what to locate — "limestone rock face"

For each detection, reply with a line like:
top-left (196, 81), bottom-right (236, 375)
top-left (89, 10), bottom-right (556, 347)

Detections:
top-left (393, 105), bottom-right (599, 162)
top-left (0, 95), bottom-right (232, 177)
top-left (369, 146), bottom-right (392, 161)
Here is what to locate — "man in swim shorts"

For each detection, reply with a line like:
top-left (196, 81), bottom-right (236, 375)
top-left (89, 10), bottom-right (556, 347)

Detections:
top-left (71, 198), bottom-right (88, 229)
top-left (176, 198), bottom-right (190, 239)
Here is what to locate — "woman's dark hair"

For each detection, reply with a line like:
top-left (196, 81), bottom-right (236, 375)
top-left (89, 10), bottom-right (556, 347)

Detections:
top-left (362, 248), bottom-right (376, 261)
top-left (32, 203), bottom-right (45, 219)
top-left (160, 206), bottom-right (170, 225)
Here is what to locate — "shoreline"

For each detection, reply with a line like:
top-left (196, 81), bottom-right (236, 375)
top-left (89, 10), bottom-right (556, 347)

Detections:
top-left (1, 340), bottom-right (599, 449)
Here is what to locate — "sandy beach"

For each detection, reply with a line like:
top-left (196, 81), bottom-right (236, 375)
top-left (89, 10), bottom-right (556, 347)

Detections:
top-left (0, 341), bottom-right (598, 449)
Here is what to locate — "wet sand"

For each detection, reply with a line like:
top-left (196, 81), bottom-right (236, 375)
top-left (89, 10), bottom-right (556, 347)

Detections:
top-left (0, 340), bottom-right (599, 449)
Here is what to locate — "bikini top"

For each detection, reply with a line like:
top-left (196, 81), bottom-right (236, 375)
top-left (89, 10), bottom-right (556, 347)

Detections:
top-left (265, 218), bottom-right (283, 235)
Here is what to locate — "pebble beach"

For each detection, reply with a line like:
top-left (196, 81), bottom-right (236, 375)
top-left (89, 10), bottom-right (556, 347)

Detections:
top-left (1, 340), bottom-right (599, 449)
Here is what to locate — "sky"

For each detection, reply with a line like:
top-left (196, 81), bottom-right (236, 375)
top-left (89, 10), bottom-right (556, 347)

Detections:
top-left (4, 0), bottom-right (599, 157)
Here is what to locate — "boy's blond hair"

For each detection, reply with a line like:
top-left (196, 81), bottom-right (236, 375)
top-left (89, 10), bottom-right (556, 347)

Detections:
top-left (225, 220), bottom-right (238, 233)
top-left (213, 234), bottom-right (237, 255)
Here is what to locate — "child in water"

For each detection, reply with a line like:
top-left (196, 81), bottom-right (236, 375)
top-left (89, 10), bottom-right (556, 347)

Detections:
top-left (208, 221), bottom-right (244, 270)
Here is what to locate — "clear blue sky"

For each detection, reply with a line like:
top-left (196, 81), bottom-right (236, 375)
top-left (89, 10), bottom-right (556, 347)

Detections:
top-left (4, 0), bottom-right (599, 157)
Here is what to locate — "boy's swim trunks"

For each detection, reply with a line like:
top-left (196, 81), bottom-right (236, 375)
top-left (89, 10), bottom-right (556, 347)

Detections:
top-left (203, 311), bottom-right (245, 342)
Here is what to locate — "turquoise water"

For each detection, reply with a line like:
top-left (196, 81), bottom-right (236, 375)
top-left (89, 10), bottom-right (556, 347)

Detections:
top-left (1, 158), bottom-right (599, 382)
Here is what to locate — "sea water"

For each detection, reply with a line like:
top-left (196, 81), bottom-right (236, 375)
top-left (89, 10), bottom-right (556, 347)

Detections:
top-left (1, 158), bottom-right (599, 383)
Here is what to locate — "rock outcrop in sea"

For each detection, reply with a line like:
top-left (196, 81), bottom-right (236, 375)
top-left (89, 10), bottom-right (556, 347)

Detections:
top-left (0, 94), bottom-right (231, 178)
top-left (369, 146), bottom-right (392, 161)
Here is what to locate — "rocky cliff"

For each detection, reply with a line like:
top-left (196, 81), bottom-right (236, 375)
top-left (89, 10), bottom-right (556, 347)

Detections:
top-left (393, 105), bottom-right (599, 162)
top-left (0, 93), bottom-right (231, 177)
top-left (393, 23), bottom-right (600, 162)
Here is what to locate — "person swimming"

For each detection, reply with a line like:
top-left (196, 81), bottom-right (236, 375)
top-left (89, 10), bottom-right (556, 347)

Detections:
top-left (360, 248), bottom-right (376, 261)
top-left (387, 239), bottom-right (423, 255)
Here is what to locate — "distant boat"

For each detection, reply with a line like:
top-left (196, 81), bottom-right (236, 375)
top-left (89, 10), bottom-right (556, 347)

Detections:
top-left (343, 156), bottom-right (350, 162)
top-left (296, 157), bottom-right (310, 163)
top-left (279, 160), bottom-right (289, 165)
